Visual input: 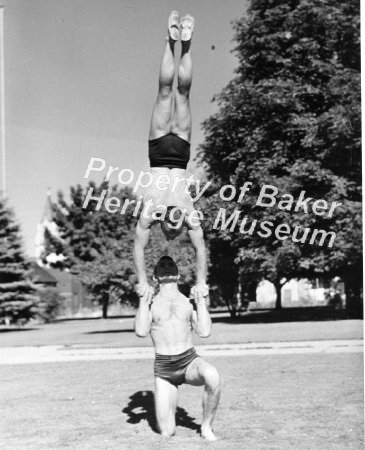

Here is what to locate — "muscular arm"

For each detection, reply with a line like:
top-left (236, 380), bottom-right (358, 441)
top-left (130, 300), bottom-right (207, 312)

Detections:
top-left (133, 219), bottom-right (151, 285)
top-left (188, 226), bottom-right (207, 284)
top-left (191, 298), bottom-right (211, 338)
top-left (134, 297), bottom-right (152, 337)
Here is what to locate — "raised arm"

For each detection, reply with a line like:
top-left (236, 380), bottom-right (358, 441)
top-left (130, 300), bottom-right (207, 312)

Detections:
top-left (133, 219), bottom-right (150, 285)
top-left (191, 296), bottom-right (211, 338)
top-left (133, 218), bottom-right (155, 303)
top-left (188, 225), bottom-right (207, 283)
top-left (135, 296), bottom-right (153, 337)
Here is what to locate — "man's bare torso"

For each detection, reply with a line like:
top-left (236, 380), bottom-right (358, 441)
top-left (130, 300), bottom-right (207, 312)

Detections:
top-left (150, 290), bottom-right (194, 355)
top-left (142, 168), bottom-right (195, 222)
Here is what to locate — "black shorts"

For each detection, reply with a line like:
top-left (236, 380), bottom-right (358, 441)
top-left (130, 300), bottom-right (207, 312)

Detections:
top-left (148, 132), bottom-right (190, 170)
top-left (154, 347), bottom-right (198, 386)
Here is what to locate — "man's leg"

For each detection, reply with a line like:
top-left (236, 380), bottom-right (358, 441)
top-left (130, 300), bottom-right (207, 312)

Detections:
top-left (171, 22), bottom-right (193, 142)
top-left (149, 13), bottom-right (180, 140)
top-left (185, 357), bottom-right (220, 441)
top-left (154, 377), bottom-right (178, 437)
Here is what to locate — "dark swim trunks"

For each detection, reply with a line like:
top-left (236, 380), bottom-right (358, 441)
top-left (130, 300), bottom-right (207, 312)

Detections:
top-left (148, 132), bottom-right (190, 170)
top-left (154, 347), bottom-right (198, 386)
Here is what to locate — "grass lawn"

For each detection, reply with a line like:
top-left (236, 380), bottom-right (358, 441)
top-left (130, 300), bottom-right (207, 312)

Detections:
top-left (0, 352), bottom-right (363, 450)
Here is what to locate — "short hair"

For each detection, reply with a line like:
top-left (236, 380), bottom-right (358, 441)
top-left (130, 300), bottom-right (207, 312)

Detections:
top-left (154, 256), bottom-right (178, 278)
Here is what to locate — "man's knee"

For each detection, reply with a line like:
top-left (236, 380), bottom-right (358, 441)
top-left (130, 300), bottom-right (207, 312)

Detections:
top-left (157, 421), bottom-right (176, 437)
top-left (203, 365), bottom-right (220, 392)
top-left (176, 86), bottom-right (190, 101)
top-left (155, 403), bottom-right (176, 437)
top-left (158, 86), bottom-right (173, 100)
top-left (159, 426), bottom-right (176, 437)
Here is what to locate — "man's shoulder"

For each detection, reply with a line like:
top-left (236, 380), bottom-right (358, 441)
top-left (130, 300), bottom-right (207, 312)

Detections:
top-left (152, 291), bottom-right (161, 301)
top-left (151, 292), bottom-right (161, 303)
top-left (178, 292), bottom-right (196, 310)
top-left (152, 291), bottom-right (191, 305)
top-left (178, 291), bottom-right (190, 301)
top-left (152, 291), bottom-right (188, 300)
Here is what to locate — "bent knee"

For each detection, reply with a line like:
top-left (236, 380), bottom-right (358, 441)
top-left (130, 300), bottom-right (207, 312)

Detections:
top-left (159, 426), bottom-right (176, 437)
top-left (158, 87), bottom-right (173, 101)
top-left (177, 85), bottom-right (190, 99)
top-left (156, 414), bottom-right (176, 437)
top-left (204, 366), bottom-right (220, 391)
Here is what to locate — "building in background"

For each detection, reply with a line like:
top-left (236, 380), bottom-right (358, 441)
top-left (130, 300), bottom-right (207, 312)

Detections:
top-left (253, 278), bottom-right (345, 310)
top-left (32, 192), bottom-right (90, 317)
top-left (34, 190), bottom-right (63, 264)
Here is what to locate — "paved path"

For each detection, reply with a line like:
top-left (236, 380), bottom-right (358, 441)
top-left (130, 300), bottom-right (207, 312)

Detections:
top-left (0, 339), bottom-right (362, 365)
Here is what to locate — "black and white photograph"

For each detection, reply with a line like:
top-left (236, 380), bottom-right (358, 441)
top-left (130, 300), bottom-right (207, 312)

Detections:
top-left (0, 1), bottom-right (362, 448)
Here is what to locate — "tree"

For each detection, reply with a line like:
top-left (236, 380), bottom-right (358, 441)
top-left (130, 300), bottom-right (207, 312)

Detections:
top-left (42, 182), bottom-right (138, 317)
top-left (0, 200), bottom-right (37, 324)
top-left (198, 0), bottom-right (361, 313)
top-left (196, 192), bottom-right (242, 317)
top-left (145, 225), bottom-right (197, 296)
top-left (42, 182), bottom-right (197, 317)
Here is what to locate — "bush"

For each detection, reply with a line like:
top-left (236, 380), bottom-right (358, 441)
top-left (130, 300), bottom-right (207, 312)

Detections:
top-left (36, 288), bottom-right (64, 323)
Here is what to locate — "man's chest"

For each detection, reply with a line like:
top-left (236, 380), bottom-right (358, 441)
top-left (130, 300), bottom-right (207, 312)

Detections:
top-left (152, 299), bottom-right (191, 323)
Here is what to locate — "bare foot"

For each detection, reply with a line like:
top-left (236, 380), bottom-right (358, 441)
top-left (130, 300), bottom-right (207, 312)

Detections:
top-left (201, 426), bottom-right (218, 441)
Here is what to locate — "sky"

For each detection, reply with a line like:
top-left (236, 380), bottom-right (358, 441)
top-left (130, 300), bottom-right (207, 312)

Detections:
top-left (1, 0), bottom-right (248, 256)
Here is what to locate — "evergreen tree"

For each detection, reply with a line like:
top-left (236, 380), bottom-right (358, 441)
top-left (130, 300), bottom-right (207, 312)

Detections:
top-left (0, 200), bottom-right (37, 323)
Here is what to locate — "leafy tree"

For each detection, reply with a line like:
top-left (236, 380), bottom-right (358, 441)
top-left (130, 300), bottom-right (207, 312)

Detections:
top-left (36, 288), bottom-right (63, 323)
top-left (196, 192), bottom-right (242, 316)
top-left (42, 182), bottom-right (138, 317)
top-left (146, 225), bottom-right (197, 296)
top-left (198, 0), bottom-right (361, 313)
top-left (0, 200), bottom-right (37, 323)
top-left (43, 182), bottom-right (196, 317)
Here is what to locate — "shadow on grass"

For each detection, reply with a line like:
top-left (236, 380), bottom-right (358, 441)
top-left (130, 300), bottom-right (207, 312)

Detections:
top-left (86, 329), bottom-right (134, 335)
top-left (211, 307), bottom-right (354, 324)
top-left (122, 390), bottom-right (200, 434)
top-left (0, 328), bottom-right (38, 333)
top-left (56, 315), bottom-right (136, 322)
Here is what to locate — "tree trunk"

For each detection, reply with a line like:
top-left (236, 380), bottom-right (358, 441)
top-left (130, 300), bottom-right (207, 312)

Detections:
top-left (247, 283), bottom-right (257, 303)
top-left (236, 283), bottom-right (242, 311)
top-left (222, 282), bottom-right (238, 318)
top-left (240, 282), bottom-right (257, 310)
top-left (101, 292), bottom-right (109, 319)
top-left (274, 282), bottom-right (282, 310)
top-left (225, 298), bottom-right (237, 318)
top-left (343, 271), bottom-right (363, 318)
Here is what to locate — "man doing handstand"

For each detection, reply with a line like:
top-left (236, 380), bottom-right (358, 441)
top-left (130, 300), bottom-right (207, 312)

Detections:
top-left (135, 256), bottom-right (220, 441)
top-left (134, 11), bottom-right (208, 303)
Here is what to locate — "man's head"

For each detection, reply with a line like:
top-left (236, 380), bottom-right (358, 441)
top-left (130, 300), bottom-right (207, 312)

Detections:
top-left (154, 256), bottom-right (179, 283)
top-left (160, 206), bottom-right (185, 240)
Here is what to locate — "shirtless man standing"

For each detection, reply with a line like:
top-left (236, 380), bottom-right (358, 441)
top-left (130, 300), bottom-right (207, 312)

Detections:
top-left (133, 11), bottom-right (208, 302)
top-left (134, 256), bottom-right (220, 441)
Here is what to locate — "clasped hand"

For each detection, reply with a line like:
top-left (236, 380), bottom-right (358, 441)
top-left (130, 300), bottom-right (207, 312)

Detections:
top-left (190, 283), bottom-right (209, 303)
top-left (136, 283), bottom-right (154, 304)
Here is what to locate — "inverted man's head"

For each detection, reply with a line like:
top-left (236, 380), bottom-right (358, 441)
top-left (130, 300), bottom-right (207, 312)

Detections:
top-left (154, 256), bottom-right (179, 284)
top-left (160, 206), bottom-right (185, 240)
